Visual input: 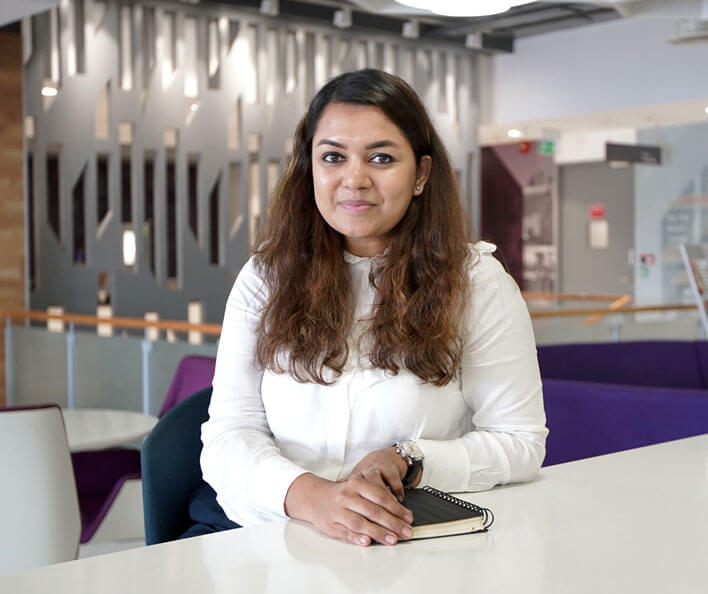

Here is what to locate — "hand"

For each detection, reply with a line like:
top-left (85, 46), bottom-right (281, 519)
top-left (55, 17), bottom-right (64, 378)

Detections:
top-left (284, 472), bottom-right (414, 547)
top-left (349, 447), bottom-right (420, 501)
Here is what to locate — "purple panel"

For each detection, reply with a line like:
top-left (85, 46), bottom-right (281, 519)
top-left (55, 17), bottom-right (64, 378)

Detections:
top-left (72, 448), bottom-right (141, 493)
top-left (72, 448), bottom-right (142, 543)
top-left (537, 341), bottom-right (704, 389)
top-left (159, 355), bottom-right (216, 416)
top-left (78, 473), bottom-right (141, 543)
top-left (542, 378), bottom-right (708, 466)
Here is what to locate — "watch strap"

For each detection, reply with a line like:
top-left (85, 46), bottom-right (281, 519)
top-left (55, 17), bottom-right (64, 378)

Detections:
top-left (402, 459), bottom-right (422, 487)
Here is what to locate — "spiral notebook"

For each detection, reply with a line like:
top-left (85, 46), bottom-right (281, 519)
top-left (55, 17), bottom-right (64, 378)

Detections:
top-left (403, 486), bottom-right (494, 540)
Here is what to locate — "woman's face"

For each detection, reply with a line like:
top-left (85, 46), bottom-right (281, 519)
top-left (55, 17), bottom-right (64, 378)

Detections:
top-left (311, 103), bottom-right (431, 257)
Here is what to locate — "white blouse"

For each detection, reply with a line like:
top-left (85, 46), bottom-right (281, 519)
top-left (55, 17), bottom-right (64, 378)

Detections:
top-left (201, 241), bottom-right (548, 527)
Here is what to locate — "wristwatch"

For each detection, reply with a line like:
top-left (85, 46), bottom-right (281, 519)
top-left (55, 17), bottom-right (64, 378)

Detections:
top-left (395, 440), bottom-right (424, 487)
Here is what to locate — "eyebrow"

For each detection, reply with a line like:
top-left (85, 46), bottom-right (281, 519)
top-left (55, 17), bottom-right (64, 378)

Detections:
top-left (315, 139), bottom-right (399, 150)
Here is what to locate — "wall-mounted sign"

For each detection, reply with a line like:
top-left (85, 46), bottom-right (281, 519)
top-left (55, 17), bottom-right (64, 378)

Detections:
top-left (589, 220), bottom-right (609, 249)
top-left (538, 140), bottom-right (555, 156)
top-left (606, 142), bottom-right (662, 165)
top-left (589, 203), bottom-right (606, 218)
top-left (640, 253), bottom-right (655, 266)
top-left (517, 141), bottom-right (531, 154)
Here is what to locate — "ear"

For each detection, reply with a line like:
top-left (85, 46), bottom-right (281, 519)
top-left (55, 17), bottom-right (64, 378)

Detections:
top-left (413, 156), bottom-right (432, 196)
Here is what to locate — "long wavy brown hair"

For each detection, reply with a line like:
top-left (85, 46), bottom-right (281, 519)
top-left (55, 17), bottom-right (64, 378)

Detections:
top-left (254, 69), bottom-right (470, 386)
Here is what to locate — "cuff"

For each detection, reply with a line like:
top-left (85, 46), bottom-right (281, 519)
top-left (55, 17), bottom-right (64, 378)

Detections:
top-left (415, 438), bottom-right (471, 493)
top-left (248, 456), bottom-right (310, 521)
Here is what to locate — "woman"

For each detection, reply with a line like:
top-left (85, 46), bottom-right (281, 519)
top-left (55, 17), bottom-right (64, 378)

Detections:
top-left (201, 69), bottom-right (547, 547)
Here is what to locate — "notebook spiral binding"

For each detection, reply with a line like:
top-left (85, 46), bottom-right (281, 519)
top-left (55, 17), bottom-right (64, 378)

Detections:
top-left (421, 486), bottom-right (495, 529)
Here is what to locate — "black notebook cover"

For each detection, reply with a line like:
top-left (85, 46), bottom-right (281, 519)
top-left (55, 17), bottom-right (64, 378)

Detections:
top-left (403, 486), bottom-right (494, 540)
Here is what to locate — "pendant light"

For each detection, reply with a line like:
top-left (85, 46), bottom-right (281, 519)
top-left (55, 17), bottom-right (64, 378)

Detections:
top-left (395, 0), bottom-right (518, 17)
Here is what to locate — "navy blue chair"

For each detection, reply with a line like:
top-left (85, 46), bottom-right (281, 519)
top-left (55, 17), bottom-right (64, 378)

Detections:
top-left (141, 387), bottom-right (212, 545)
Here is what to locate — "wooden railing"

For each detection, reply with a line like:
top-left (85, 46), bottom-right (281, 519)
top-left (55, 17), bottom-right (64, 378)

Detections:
top-left (0, 309), bottom-right (222, 335)
top-left (1, 301), bottom-right (699, 333)
top-left (522, 291), bottom-right (629, 303)
top-left (529, 303), bottom-right (697, 318)
top-left (522, 291), bottom-right (636, 326)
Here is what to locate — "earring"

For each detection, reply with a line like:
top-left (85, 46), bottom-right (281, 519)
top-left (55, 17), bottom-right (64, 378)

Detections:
top-left (416, 185), bottom-right (421, 191)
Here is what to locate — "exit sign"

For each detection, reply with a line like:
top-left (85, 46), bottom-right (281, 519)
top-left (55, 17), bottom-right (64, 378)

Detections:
top-left (538, 140), bottom-right (555, 155)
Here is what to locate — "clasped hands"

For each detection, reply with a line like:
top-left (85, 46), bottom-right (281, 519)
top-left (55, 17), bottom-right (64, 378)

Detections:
top-left (284, 446), bottom-right (421, 547)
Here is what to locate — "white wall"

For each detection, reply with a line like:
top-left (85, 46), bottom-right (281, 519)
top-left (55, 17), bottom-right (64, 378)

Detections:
top-left (484, 17), bottom-right (708, 126)
top-left (634, 122), bottom-right (708, 305)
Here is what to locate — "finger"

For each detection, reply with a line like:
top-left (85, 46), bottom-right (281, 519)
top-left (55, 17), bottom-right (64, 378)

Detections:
top-left (355, 478), bottom-right (413, 524)
top-left (344, 489), bottom-right (413, 540)
top-left (377, 464), bottom-right (405, 502)
top-left (359, 466), bottom-right (386, 488)
top-left (340, 509), bottom-right (402, 546)
top-left (328, 522), bottom-right (372, 547)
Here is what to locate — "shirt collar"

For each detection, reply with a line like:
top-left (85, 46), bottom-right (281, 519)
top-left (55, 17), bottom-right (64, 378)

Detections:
top-left (343, 250), bottom-right (377, 265)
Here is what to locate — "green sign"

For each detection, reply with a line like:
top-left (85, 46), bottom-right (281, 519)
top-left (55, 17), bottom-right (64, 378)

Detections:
top-left (538, 140), bottom-right (555, 156)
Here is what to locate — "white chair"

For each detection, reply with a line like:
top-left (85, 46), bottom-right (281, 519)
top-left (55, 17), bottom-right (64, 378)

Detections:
top-left (0, 405), bottom-right (81, 575)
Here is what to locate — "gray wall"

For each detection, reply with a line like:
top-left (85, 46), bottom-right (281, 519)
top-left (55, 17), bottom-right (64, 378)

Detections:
top-left (24, 0), bottom-right (481, 324)
top-left (559, 162), bottom-right (634, 296)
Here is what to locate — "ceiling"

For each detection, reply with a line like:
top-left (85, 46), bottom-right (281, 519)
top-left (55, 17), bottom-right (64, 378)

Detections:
top-left (202, 1), bottom-right (622, 51)
top-left (3, 1), bottom-right (706, 140)
top-left (479, 99), bottom-right (708, 146)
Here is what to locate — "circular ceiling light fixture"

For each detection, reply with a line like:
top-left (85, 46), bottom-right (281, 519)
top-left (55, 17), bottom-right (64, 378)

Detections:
top-left (395, 0), bottom-right (519, 17)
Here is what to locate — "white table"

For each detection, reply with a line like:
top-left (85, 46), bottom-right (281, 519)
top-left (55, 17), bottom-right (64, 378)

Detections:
top-left (61, 408), bottom-right (158, 452)
top-left (2, 435), bottom-right (707, 592)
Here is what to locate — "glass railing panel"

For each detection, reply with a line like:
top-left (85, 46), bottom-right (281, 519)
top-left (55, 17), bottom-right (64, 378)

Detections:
top-left (12, 325), bottom-right (68, 407)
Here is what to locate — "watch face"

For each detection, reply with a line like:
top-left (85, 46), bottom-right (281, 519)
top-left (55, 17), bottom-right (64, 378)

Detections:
top-left (399, 439), bottom-right (424, 460)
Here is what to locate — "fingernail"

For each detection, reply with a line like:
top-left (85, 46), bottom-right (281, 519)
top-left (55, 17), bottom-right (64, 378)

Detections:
top-left (404, 512), bottom-right (413, 523)
top-left (402, 527), bottom-right (413, 538)
top-left (360, 536), bottom-right (370, 546)
top-left (385, 534), bottom-right (397, 545)
top-left (398, 495), bottom-right (404, 502)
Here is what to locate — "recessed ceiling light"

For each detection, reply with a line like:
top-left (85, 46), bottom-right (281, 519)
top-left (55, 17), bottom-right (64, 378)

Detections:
top-left (41, 85), bottom-right (58, 97)
top-left (704, 106), bottom-right (708, 115)
top-left (507, 128), bottom-right (522, 139)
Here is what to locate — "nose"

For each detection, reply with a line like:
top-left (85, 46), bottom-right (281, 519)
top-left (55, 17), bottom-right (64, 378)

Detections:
top-left (342, 158), bottom-right (372, 190)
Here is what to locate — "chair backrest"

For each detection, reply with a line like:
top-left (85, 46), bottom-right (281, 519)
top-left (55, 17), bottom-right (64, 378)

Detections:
top-left (159, 356), bottom-right (216, 417)
top-left (142, 387), bottom-right (212, 545)
top-left (0, 405), bottom-right (81, 574)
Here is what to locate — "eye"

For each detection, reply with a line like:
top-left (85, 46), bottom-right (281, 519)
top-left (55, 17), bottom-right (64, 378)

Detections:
top-left (322, 151), bottom-right (344, 163)
top-left (370, 153), bottom-right (394, 165)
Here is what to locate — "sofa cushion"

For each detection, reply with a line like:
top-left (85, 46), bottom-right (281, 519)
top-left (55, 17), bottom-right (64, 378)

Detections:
top-left (537, 341), bottom-right (704, 389)
top-left (542, 378), bottom-right (708, 466)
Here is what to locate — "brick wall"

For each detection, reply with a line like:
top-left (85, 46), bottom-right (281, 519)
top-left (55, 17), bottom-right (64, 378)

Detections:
top-left (0, 31), bottom-right (24, 406)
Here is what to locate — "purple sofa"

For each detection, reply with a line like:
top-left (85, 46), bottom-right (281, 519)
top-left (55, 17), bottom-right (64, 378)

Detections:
top-left (538, 341), bottom-right (708, 466)
top-left (131, 346), bottom-right (708, 479)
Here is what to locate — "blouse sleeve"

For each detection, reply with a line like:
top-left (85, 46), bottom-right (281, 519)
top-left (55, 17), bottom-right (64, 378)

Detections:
top-left (200, 258), bottom-right (309, 525)
top-left (415, 243), bottom-right (548, 492)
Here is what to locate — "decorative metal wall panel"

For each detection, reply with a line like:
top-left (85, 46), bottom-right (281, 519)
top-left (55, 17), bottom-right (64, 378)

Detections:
top-left (24, 0), bottom-right (480, 323)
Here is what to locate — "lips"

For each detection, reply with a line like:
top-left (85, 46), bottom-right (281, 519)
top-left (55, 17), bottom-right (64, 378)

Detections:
top-left (339, 200), bottom-right (376, 213)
